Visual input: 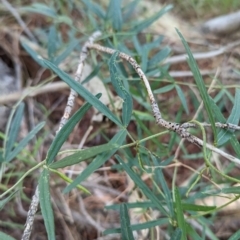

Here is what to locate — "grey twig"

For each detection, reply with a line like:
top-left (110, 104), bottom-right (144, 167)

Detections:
top-left (87, 42), bottom-right (240, 164)
top-left (21, 31), bottom-right (102, 240)
top-left (21, 186), bottom-right (39, 240)
top-left (57, 31), bottom-right (102, 132)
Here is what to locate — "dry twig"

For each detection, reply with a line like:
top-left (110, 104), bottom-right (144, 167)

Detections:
top-left (87, 41), bottom-right (240, 164)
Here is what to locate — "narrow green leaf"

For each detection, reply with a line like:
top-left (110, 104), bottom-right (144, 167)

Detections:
top-left (115, 155), bottom-right (168, 215)
top-left (132, 35), bottom-right (142, 55)
top-left (122, 0), bottom-right (140, 21)
top-left (221, 186), bottom-right (240, 194)
top-left (174, 188), bottom-right (187, 240)
top-left (46, 95), bottom-right (101, 165)
top-left (175, 85), bottom-right (189, 114)
top-left (50, 169), bottom-right (91, 194)
top-left (229, 229), bottom-right (240, 240)
top-left (20, 3), bottom-right (57, 18)
top-left (209, 97), bottom-right (240, 155)
top-left (133, 110), bottom-right (154, 121)
top-left (63, 129), bottom-right (127, 194)
top-left (148, 47), bottom-right (171, 68)
top-left (181, 203), bottom-right (216, 212)
top-left (120, 204), bottom-right (135, 240)
top-left (186, 223), bottom-right (202, 240)
top-left (105, 201), bottom-right (155, 210)
top-left (21, 41), bottom-right (46, 68)
top-left (230, 136), bottom-right (240, 158)
top-left (153, 84), bottom-right (175, 94)
top-left (81, 63), bottom-right (103, 84)
top-left (109, 52), bottom-right (133, 126)
top-left (55, 38), bottom-right (81, 65)
top-left (106, 0), bottom-right (123, 31)
top-left (176, 29), bottom-right (217, 144)
top-left (43, 60), bottom-right (122, 126)
top-left (104, 218), bottom-right (168, 235)
top-left (39, 169), bottom-right (55, 240)
top-left (0, 232), bottom-right (16, 240)
top-left (6, 122), bottom-right (45, 162)
top-left (218, 89), bottom-right (240, 146)
top-left (145, 36), bottom-right (164, 52)
top-left (81, 0), bottom-right (105, 19)
top-left (0, 190), bottom-right (18, 210)
top-left (49, 143), bottom-right (118, 169)
top-left (48, 25), bottom-right (57, 62)
top-left (133, 5), bottom-right (173, 33)
top-left (5, 103), bottom-right (24, 160)
top-left (170, 228), bottom-right (182, 240)
top-left (154, 166), bottom-right (174, 218)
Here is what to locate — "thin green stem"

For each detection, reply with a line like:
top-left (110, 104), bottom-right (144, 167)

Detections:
top-left (0, 160), bottom-right (45, 199)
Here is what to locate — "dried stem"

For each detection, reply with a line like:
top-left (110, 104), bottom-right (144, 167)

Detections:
top-left (22, 31), bottom-right (102, 240)
top-left (21, 186), bottom-right (39, 240)
top-left (57, 31), bottom-right (101, 132)
top-left (87, 42), bottom-right (240, 164)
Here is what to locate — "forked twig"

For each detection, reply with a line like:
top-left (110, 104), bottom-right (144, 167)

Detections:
top-left (22, 31), bottom-right (102, 240)
top-left (87, 41), bottom-right (240, 164)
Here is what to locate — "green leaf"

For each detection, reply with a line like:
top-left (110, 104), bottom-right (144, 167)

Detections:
top-left (104, 218), bottom-right (168, 234)
top-left (218, 89), bottom-right (240, 146)
top-left (133, 110), bottom-right (154, 121)
top-left (48, 25), bottom-right (57, 62)
top-left (154, 166), bottom-right (174, 218)
top-left (55, 38), bottom-right (81, 65)
top-left (170, 228), bottom-right (182, 240)
top-left (43, 60), bottom-right (122, 127)
top-left (230, 136), bottom-right (240, 158)
top-left (0, 232), bottom-right (16, 240)
top-left (105, 201), bottom-right (155, 210)
top-left (5, 103), bottom-right (24, 161)
top-left (174, 188), bottom-right (187, 240)
top-left (39, 169), bottom-right (55, 240)
top-left (106, 0), bottom-right (123, 31)
top-left (63, 129), bottom-right (127, 194)
top-left (82, 63), bottom-right (103, 84)
top-left (6, 122), bottom-right (45, 162)
top-left (46, 95), bottom-right (101, 165)
top-left (0, 190), bottom-right (18, 210)
top-left (109, 52), bottom-right (133, 126)
top-left (122, 0), bottom-right (140, 21)
top-left (120, 204), bottom-right (135, 240)
top-left (186, 223), bottom-right (202, 240)
top-left (20, 3), bottom-right (57, 18)
top-left (209, 97), bottom-right (240, 156)
top-left (49, 143), bottom-right (118, 169)
top-left (21, 41), bottom-right (46, 68)
top-left (181, 203), bottom-right (216, 212)
top-left (229, 229), bottom-right (240, 240)
top-left (221, 186), bottom-right (240, 194)
top-left (133, 5), bottom-right (173, 33)
top-left (81, 0), bottom-right (105, 19)
top-left (115, 155), bottom-right (168, 215)
top-left (153, 84), bottom-right (175, 94)
top-left (176, 29), bottom-right (217, 144)
top-left (175, 85), bottom-right (189, 114)
top-left (148, 47), bottom-right (171, 68)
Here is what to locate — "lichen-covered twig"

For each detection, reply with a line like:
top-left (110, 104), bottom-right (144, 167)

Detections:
top-left (22, 31), bottom-right (102, 240)
top-left (57, 31), bottom-right (102, 132)
top-left (21, 186), bottom-right (39, 240)
top-left (87, 42), bottom-right (240, 164)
